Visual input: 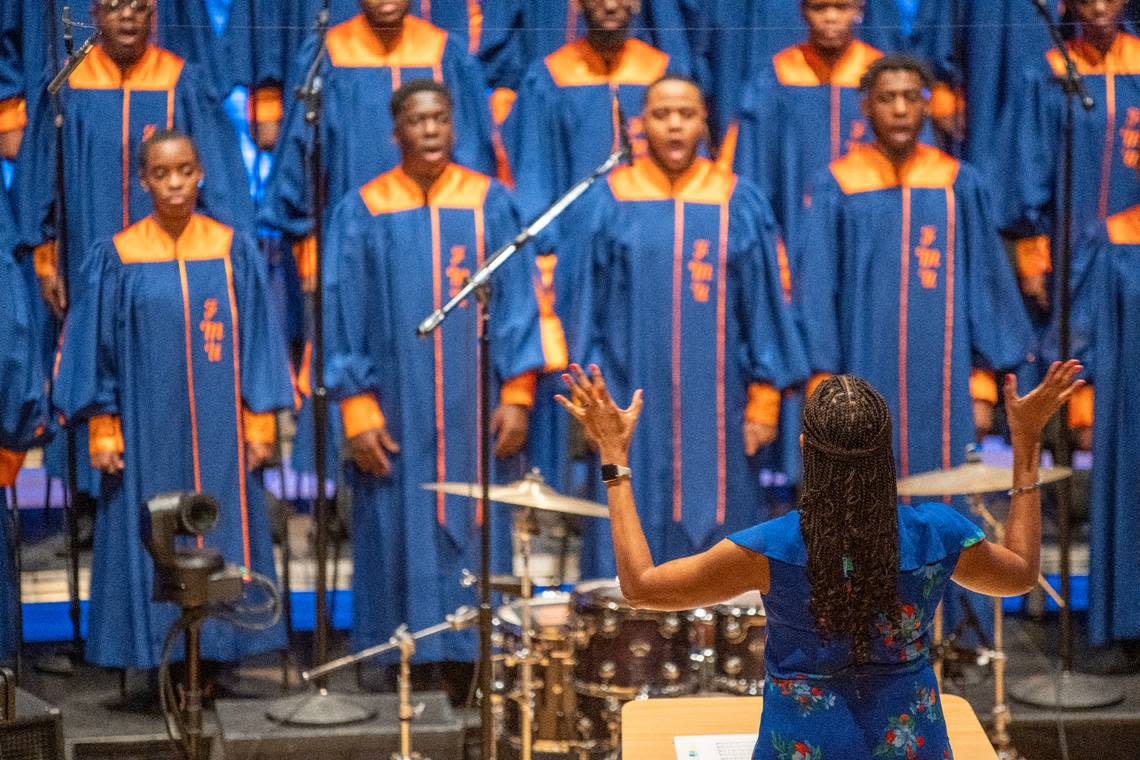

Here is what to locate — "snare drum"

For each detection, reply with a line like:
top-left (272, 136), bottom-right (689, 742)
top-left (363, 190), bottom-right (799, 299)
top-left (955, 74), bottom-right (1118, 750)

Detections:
top-left (712, 590), bottom-right (767, 695)
top-left (572, 579), bottom-right (696, 699)
top-left (496, 594), bottom-right (581, 752)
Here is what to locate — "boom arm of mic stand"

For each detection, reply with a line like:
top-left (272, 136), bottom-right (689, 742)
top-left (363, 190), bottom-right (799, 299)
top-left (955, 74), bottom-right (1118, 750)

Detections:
top-left (48, 32), bottom-right (101, 96)
top-left (416, 147), bottom-right (628, 337)
top-left (1030, 0), bottom-right (1095, 111)
top-left (301, 607), bottom-right (477, 682)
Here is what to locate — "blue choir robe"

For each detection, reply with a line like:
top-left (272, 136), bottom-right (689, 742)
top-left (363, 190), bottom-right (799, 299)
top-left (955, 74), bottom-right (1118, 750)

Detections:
top-left (54, 215), bottom-right (293, 669)
top-left (860, 0), bottom-right (951, 63)
top-left (798, 143), bottom-right (1033, 641)
top-left (997, 34), bottom-right (1140, 292)
top-left (1061, 206), bottom-right (1140, 646)
top-left (0, 193), bottom-right (46, 665)
top-left (0, 1), bottom-right (244, 126)
top-left (694, 0), bottom-right (807, 140)
top-left (323, 163), bottom-right (547, 661)
top-left (258, 14), bottom-right (495, 242)
top-left (579, 158), bottom-right (809, 564)
top-left (503, 36), bottom-right (677, 506)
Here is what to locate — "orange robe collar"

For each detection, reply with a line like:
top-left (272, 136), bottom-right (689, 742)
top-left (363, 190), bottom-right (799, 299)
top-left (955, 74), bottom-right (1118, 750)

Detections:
top-left (68, 44), bottom-right (184, 91)
top-left (608, 157), bottom-right (737, 204)
top-left (1047, 32), bottom-right (1140, 77)
top-left (830, 143), bottom-right (960, 195)
top-left (113, 214), bottom-right (235, 264)
top-left (359, 163), bottom-right (492, 215)
top-left (544, 38), bottom-right (670, 87)
top-left (326, 14), bottom-right (448, 68)
top-left (773, 39), bottom-right (884, 88)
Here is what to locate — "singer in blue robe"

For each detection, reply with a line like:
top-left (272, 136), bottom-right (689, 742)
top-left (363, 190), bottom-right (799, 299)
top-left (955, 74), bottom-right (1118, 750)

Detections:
top-left (576, 157), bottom-right (809, 564)
top-left (800, 141), bottom-right (1032, 481)
top-left (734, 39), bottom-right (883, 256)
top-left (997, 28), bottom-right (1140, 304)
top-left (1059, 206), bottom-right (1140, 647)
top-left (258, 12), bottom-right (495, 243)
top-left (55, 209), bottom-right (293, 669)
top-left (324, 162), bottom-right (546, 661)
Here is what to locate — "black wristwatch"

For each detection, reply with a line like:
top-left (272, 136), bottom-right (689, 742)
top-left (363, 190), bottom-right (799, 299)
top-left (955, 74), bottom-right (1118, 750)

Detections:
top-left (601, 463), bottom-right (632, 484)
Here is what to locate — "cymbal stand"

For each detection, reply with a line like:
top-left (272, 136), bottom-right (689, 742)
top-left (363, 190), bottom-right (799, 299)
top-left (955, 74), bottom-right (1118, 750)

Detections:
top-left (514, 508), bottom-right (537, 760)
top-left (966, 494), bottom-right (1026, 760)
top-left (392, 626), bottom-right (426, 760)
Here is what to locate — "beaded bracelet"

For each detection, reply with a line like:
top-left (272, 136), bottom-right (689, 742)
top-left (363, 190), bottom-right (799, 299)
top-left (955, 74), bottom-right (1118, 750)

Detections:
top-left (1007, 482), bottom-right (1043, 498)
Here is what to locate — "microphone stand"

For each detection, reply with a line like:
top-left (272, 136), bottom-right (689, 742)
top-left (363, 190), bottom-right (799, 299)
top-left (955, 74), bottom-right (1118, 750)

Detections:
top-left (266, 6), bottom-right (373, 725)
top-left (35, 5), bottom-right (99, 679)
top-left (1009, 0), bottom-right (1124, 711)
top-left (416, 145), bottom-right (628, 760)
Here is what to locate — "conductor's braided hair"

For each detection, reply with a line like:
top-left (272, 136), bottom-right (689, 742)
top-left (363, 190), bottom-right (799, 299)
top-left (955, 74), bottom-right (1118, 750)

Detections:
top-left (799, 375), bottom-right (899, 661)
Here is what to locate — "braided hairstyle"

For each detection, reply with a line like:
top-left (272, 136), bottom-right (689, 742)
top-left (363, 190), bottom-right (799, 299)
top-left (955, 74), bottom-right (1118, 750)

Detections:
top-left (799, 375), bottom-right (899, 660)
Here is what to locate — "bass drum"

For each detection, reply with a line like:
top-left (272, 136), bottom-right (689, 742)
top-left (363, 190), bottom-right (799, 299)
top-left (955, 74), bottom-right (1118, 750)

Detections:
top-left (572, 579), bottom-right (696, 699)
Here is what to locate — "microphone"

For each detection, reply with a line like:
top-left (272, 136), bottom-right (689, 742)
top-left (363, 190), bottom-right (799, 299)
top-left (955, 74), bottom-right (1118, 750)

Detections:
top-left (63, 6), bottom-right (74, 56)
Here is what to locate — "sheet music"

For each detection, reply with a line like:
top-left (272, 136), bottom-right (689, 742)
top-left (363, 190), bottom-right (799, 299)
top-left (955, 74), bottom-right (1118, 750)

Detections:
top-left (674, 734), bottom-right (758, 760)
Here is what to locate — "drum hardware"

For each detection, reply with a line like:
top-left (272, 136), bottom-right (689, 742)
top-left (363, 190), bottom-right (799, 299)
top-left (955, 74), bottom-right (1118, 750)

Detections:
top-left (423, 471), bottom-right (611, 520)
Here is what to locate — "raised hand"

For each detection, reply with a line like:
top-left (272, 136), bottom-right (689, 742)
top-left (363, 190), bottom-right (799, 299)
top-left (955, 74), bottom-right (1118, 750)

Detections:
top-left (1004, 360), bottom-right (1085, 445)
top-left (555, 364), bottom-right (643, 463)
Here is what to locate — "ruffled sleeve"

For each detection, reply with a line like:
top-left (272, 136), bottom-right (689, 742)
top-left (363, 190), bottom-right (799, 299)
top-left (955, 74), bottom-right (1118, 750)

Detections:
top-left (897, 503), bottom-right (985, 571)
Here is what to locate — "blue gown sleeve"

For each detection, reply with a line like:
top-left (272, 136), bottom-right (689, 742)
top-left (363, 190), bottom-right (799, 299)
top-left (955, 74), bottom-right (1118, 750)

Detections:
top-left (53, 240), bottom-right (122, 421)
top-left (0, 233), bottom-right (45, 449)
top-left (174, 64), bottom-right (255, 234)
top-left (505, 64), bottom-right (570, 224)
top-left (994, 66), bottom-right (1059, 238)
top-left (10, 76), bottom-right (57, 250)
top-left (1045, 222), bottom-right (1106, 378)
top-left (732, 70), bottom-right (783, 215)
top-left (731, 179), bottom-right (809, 390)
top-left (796, 170), bottom-right (844, 375)
top-left (476, 0), bottom-right (524, 91)
top-left (957, 165), bottom-right (1033, 370)
top-left (257, 36), bottom-right (323, 238)
top-left (0, 0), bottom-right (23, 102)
top-left (485, 181), bottom-right (545, 381)
top-left (232, 232), bottom-right (294, 413)
top-left (444, 40), bottom-right (496, 176)
top-left (323, 194), bottom-right (387, 403)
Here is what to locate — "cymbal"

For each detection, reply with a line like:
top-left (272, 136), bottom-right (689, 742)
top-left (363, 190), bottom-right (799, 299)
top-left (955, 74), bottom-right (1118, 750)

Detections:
top-left (897, 462), bottom-right (1073, 497)
top-left (423, 473), bottom-right (610, 519)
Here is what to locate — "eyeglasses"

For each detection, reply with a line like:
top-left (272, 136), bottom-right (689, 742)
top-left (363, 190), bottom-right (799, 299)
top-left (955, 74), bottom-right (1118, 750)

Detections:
top-left (98, 0), bottom-right (155, 13)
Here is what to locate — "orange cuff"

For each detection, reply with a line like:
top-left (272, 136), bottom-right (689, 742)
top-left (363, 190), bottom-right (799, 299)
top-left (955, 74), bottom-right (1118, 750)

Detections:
top-left (0, 96), bottom-right (27, 133)
top-left (293, 236), bottom-right (317, 285)
top-left (745, 383), bottom-right (781, 427)
top-left (1068, 384), bottom-right (1094, 429)
top-left (717, 120), bottom-right (740, 171)
top-left (89, 415), bottom-right (124, 456)
top-left (490, 87), bottom-right (517, 127)
top-left (249, 86), bottom-right (284, 124)
top-left (34, 241), bottom-right (58, 278)
top-left (500, 371), bottom-right (538, 408)
top-left (242, 408), bottom-right (277, 444)
top-left (341, 394), bottom-right (386, 440)
top-left (970, 369), bottom-right (998, 405)
top-left (0, 448), bottom-right (26, 487)
top-left (929, 83), bottom-right (960, 120)
top-left (806, 372), bottom-right (832, 399)
top-left (1015, 236), bottom-right (1052, 278)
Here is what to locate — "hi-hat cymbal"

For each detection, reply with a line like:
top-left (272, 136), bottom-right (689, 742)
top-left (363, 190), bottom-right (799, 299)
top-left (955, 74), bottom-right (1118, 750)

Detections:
top-left (897, 461), bottom-right (1073, 497)
top-left (423, 472), bottom-right (610, 519)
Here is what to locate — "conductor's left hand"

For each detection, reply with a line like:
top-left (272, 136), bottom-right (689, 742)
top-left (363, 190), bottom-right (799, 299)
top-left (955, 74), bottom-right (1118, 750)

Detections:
top-left (555, 364), bottom-right (643, 464)
top-left (492, 404), bottom-right (529, 458)
top-left (246, 441), bottom-right (275, 472)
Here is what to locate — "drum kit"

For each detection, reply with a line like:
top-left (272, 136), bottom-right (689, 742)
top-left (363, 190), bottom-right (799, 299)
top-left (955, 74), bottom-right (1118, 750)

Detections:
top-left (305, 455), bottom-right (1072, 760)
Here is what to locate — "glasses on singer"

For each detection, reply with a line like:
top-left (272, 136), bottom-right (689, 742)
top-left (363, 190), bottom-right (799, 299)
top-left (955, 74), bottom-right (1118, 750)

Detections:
top-left (99, 0), bottom-right (154, 12)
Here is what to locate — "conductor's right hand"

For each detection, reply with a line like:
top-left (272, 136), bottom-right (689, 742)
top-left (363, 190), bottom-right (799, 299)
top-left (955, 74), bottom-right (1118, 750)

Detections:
top-left (348, 427), bottom-right (400, 477)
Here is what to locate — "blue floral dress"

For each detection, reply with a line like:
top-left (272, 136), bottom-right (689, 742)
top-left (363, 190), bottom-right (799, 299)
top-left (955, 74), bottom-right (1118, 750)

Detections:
top-left (729, 503), bottom-right (985, 760)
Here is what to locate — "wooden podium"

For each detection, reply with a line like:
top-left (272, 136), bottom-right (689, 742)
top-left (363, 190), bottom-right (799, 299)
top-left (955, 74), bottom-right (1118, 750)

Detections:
top-left (622, 694), bottom-right (997, 759)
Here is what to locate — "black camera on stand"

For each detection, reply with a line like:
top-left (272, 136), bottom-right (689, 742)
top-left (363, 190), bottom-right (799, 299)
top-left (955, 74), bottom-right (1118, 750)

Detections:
top-left (141, 491), bottom-right (274, 760)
